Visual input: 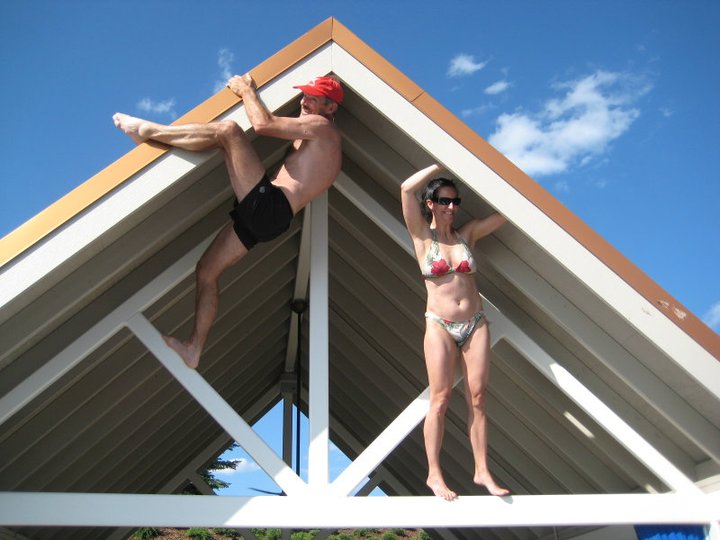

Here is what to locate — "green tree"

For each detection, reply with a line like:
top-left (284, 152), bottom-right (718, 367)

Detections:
top-left (183, 443), bottom-right (239, 494)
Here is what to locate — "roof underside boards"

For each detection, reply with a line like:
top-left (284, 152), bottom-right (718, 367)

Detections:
top-left (1, 17), bottom-right (719, 540)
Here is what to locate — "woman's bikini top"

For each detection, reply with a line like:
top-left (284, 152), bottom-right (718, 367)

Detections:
top-left (421, 229), bottom-right (477, 279)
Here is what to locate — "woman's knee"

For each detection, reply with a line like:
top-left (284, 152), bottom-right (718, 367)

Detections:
top-left (467, 387), bottom-right (487, 410)
top-left (429, 392), bottom-right (452, 416)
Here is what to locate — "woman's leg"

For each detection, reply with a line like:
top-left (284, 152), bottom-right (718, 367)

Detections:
top-left (461, 322), bottom-right (509, 496)
top-left (423, 320), bottom-right (459, 500)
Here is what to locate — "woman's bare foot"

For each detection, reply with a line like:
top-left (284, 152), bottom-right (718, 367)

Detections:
top-left (427, 475), bottom-right (458, 501)
top-left (112, 113), bottom-right (149, 145)
top-left (163, 335), bottom-right (201, 369)
top-left (474, 470), bottom-right (510, 496)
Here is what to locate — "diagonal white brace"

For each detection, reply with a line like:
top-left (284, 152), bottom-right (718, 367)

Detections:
top-left (486, 304), bottom-right (702, 495)
top-left (125, 313), bottom-right (307, 497)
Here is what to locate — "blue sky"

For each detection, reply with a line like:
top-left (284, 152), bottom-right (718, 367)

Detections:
top-left (2, 1), bottom-right (718, 495)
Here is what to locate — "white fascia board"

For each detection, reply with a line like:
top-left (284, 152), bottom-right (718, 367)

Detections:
top-left (0, 149), bottom-right (208, 311)
top-left (329, 43), bottom-right (720, 397)
top-left (0, 492), bottom-right (717, 528)
top-left (0, 45), bottom-right (333, 314)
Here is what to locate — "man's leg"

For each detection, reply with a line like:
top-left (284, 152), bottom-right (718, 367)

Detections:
top-left (164, 223), bottom-right (248, 369)
top-left (114, 113), bottom-right (267, 367)
top-left (113, 113), bottom-right (265, 201)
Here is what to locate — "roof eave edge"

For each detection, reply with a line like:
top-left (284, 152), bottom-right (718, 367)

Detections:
top-left (0, 17), bottom-right (337, 270)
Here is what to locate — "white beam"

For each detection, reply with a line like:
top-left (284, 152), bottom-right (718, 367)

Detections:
top-left (308, 193), bottom-right (330, 489)
top-left (0, 492), bottom-right (717, 528)
top-left (125, 313), bottom-right (306, 497)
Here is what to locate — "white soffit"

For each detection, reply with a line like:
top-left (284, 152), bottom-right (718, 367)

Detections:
top-left (331, 43), bottom-right (720, 396)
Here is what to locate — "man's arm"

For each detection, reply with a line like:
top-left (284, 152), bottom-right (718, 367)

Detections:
top-left (228, 74), bottom-right (331, 141)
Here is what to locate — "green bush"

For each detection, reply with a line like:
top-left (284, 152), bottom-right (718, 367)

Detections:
top-left (353, 530), bottom-right (380, 538)
top-left (265, 529), bottom-right (282, 540)
top-left (213, 529), bottom-right (243, 539)
top-left (419, 532), bottom-right (432, 540)
top-left (382, 533), bottom-right (397, 540)
top-left (391, 529), bottom-right (407, 537)
top-left (187, 528), bottom-right (214, 540)
top-left (290, 532), bottom-right (315, 540)
top-left (134, 528), bottom-right (161, 540)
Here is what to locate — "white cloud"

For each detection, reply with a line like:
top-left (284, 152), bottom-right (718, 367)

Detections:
top-left (211, 457), bottom-right (260, 476)
top-left (461, 103), bottom-right (495, 118)
top-left (448, 53), bottom-right (487, 78)
top-left (554, 180), bottom-right (570, 192)
top-left (488, 70), bottom-right (650, 178)
top-left (702, 301), bottom-right (720, 330)
top-left (214, 48), bottom-right (235, 92)
top-left (136, 97), bottom-right (177, 118)
top-left (485, 80), bottom-right (510, 95)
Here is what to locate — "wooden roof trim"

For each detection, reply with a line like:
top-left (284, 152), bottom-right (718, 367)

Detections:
top-left (1, 17), bottom-right (716, 359)
top-left (0, 18), bottom-right (336, 269)
top-left (413, 91), bottom-right (719, 358)
top-left (329, 19), bottom-right (719, 360)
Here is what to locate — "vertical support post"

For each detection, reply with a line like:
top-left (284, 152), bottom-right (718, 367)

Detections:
top-left (280, 374), bottom-right (296, 466)
top-left (308, 193), bottom-right (330, 489)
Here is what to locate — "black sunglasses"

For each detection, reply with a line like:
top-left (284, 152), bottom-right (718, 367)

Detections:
top-left (432, 196), bottom-right (462, 206)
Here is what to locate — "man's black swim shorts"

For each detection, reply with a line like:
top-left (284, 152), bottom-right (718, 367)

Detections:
top-left (229, 175), bottom-right (294, 250)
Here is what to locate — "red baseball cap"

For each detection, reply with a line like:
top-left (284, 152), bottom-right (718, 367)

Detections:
top-left (293, 76), bottom-right (344, 104)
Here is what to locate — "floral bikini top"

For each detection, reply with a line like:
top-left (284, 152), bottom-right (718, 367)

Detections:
top-left (421, 229), bottom-right (477, 279)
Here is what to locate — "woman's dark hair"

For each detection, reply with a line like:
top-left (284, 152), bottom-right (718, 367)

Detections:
top-left (420, 177), bottom-right (458, 223)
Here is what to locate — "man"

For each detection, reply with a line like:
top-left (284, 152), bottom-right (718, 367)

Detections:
top-left (113, 73), bottom-right (343, 368)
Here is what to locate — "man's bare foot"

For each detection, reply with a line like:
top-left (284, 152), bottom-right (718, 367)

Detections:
top-left (474, 471), bottom-right (510, 496)
top-left (113, 113), bottom-right (149, 145)
top-left (163, 335), bottom-right (200, 369)
top-left (427, 475), bottom-right (458, 501)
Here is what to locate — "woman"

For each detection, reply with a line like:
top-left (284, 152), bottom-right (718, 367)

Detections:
top-left (401, 163), bottom-right (509, 500)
